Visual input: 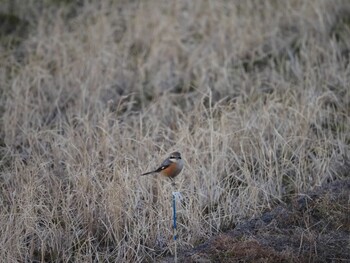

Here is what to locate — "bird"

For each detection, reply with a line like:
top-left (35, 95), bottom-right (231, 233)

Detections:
top-left (141, 152), bottom-right (184, 181)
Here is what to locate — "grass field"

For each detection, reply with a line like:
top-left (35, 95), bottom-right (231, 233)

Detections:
top-left (0, 0), bottom-right (349, 262)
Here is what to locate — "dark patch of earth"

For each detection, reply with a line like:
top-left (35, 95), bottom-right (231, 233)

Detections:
top-left (161, 178), bottom-right (350, 263)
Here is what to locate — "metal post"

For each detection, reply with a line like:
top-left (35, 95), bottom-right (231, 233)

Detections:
top-left (172, 192), bottom-right (178, 263)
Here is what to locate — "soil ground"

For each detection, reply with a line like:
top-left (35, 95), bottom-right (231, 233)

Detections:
top-left (177, 178), bottom-right (350, 263)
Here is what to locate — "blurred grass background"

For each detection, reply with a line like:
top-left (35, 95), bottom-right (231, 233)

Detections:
top-left (0, 0), bottom-right (349, 262)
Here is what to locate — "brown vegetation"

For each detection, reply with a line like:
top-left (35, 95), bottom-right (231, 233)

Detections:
top-left (0, 0), bottom-right (349, 262)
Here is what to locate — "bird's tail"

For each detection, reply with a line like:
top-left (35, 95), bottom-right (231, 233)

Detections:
top-left (141, 171), bottom-right (156, 176)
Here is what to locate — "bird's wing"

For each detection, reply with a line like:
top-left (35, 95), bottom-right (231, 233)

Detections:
top-left (141, 159), bottom-right (172, 175)
top-left (154, 159), bottom-right (172, 173)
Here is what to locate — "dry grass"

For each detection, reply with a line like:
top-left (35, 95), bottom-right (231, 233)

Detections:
top-left (0, 0), bottom-right (349, 262)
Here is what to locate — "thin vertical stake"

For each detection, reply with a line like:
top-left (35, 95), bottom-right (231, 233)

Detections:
top-left (172, 192), bottom-right (178, 263)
